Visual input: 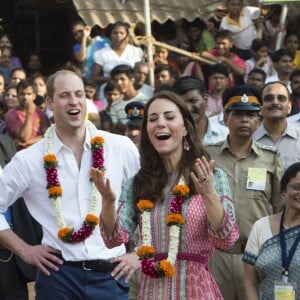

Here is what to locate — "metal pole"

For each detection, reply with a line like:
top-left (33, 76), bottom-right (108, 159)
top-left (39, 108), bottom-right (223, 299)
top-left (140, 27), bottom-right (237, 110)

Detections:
top-left (143, 0), bottom-right (154, 87)
top-left (275, 4), bottom-right (288, 50)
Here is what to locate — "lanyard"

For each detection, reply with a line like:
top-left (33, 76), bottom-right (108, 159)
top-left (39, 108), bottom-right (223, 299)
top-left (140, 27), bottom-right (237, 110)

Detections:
top-left (279, 208), bottom-right (300, 283)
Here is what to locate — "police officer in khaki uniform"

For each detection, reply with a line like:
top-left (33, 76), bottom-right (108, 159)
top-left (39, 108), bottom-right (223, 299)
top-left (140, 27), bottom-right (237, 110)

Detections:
top-left (206, 85), bottom-right (284, 300)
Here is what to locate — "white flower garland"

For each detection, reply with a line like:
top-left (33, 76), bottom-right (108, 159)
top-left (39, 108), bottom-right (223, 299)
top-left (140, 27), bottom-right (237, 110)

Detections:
top-left (44, 120), bottom-right (100, 232)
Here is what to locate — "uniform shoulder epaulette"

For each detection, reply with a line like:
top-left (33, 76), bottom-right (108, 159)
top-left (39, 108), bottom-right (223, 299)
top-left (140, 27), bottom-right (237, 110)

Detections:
top-left (254, 141), bottom-right (278, 153)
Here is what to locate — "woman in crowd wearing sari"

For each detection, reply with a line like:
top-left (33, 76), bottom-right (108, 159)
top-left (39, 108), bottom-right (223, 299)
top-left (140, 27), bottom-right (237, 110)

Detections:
top-left (243, 162), bottom-right (300, 300)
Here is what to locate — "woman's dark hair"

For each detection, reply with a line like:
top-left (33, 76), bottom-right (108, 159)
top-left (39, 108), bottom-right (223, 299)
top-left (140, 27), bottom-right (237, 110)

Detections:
top-left (284, 31), bottom-right (300, 48)
top-left (107, 21), bottom-right (130, 37)
top-left (251, 39), bottom-right (268, 52)
top-left (280, 162), bottom-right (300, 193)
top-left (132, 91), bottom-right (210, 203)
top-left (104, 80), bottom-right (118, 94)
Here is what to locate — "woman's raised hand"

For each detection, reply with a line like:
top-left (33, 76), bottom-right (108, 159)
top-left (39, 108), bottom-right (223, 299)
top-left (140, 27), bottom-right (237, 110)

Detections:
top-left (190, 156), bottom-right (215, 197)
top-left (90, 168), bottom-right (116, 205)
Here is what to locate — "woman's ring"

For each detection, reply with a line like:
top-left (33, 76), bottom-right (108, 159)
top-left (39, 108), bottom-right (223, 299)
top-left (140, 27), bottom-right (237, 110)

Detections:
top-left (198, 177), bottom-right (206, 183)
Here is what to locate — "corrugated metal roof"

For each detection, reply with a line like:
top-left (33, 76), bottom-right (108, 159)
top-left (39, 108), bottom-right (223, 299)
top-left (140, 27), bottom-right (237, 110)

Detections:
top-left (72, 0), bottom-right (221, 27)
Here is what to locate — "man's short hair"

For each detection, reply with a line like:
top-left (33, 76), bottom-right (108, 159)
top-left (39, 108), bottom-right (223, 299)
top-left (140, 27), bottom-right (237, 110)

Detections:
top-left (154, 64), bottom-right (178, 80)
top-left (172, 76), bottom-right (207, 95)
top-left (251, 39), bottom-right (268, 52)
top-left (16, 78), bottom-right (36, 94)
top-left (208, 63), bottom-right (230, 77)
top-left (104, 81), bottom-right (119, 94)
top-left (248, 68), bottom-right (267, 82)
top-left (110, 64), bottom-right (135, 79)
top-left (290, 69), bottom-right (300, 82)
top-left (271, 49), bottom-right (295, 63)
top-left (215, 30), bottom-right (233, 42)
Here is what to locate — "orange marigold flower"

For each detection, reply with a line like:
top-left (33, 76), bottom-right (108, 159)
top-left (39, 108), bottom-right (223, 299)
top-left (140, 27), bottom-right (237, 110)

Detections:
top-left (44, 154), bottom-right (57, 163)
top-left (137, 199), bottom-right (154, 212)
top-left (166, 213), bottom-right (184, 226)
top-left (91, 136), bottom-right (104, 145)
top-left (58, 227), bottom-right (73, 240)
top-left (159, 259), bottom-right (175, 277)
top-left (173, 184), bottom-right (190, 196)
top-left (136, 245), bottom-right (156, 258)
top-left (48, 186), bottom-right (63, 198)
top-left (86, 214), bottom-right (99, 225)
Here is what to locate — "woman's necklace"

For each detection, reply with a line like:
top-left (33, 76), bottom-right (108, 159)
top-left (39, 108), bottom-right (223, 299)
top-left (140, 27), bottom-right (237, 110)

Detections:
top-left (43, 121), bottom-right (105, 243)
top-left (136, 178), bottom-right (190, 278)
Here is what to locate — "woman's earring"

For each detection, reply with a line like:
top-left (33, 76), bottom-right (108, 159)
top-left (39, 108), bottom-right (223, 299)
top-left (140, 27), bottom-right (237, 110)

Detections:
top-left (183, 137), bottom-right (190, 151)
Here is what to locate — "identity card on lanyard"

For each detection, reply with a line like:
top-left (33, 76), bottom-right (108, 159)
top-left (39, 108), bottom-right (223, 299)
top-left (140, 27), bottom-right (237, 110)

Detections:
top-left (275, 209), bottom-right (298, 300)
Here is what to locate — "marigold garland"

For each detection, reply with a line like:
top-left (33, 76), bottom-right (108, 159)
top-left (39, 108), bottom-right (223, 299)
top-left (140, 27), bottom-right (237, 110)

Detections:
top-left (158, 259), bottom-right (175, 277)
top-left (166, 213), bottom-right (185, 226)
top-left (44, 121), bottom-right (104, 243)
top-left (136, 182), bottom-right (189, 278)
top-left (137, 199), bottom-right (154, 212)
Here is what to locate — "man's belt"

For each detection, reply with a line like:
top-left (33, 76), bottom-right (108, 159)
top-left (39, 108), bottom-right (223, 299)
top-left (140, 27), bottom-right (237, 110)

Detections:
top-left (63, 258), bottom-right (119, 272)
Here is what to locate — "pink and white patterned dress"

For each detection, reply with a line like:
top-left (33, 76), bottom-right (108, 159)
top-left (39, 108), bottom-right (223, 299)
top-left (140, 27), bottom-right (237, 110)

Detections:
top-left (102, 168), bottom-right (239, 300)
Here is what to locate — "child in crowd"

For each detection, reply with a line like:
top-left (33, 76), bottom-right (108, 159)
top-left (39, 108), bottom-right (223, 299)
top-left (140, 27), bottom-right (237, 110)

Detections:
top-left (84, 79), bottom-right (105, 111)
top-left (207, 63), bottom-right (229, 117)
top-left (110, 64), bottom-right (148, 134)
top-left (244, 39), bottom-right (275, 82)
top-left (201, 30), bottom-right (245, 86)
top-left (3, 85), bottom-right (18, 109)
top-left (175, 46), bottom-right (204, 81)
top-left (284, 32), bottom-right (300, 69)
top-left (9, 68), bottom-right (26, 87)
top-left (99, 81), bottom-right (122, 132)
top-left (154, 46), bottom-right (177, 69)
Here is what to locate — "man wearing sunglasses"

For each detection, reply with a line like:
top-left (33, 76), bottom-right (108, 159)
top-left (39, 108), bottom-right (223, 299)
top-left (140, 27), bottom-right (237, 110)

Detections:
top-left (254, 81), bottom-right (300, 168)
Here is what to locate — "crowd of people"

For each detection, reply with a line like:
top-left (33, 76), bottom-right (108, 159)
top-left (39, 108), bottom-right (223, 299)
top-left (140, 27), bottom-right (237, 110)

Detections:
top-left (0, 1), bottom-right (300, 299)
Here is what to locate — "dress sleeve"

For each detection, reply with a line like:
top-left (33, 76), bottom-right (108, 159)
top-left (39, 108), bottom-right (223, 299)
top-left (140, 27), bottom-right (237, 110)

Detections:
top-left (242, 220), bottom-right (260, 265)
top-left (243, 216), bottom-right (272, 265)
top-left (208, 168), bottom-right (240, 250)
top-left (100, 178), bottom-right (139, 248)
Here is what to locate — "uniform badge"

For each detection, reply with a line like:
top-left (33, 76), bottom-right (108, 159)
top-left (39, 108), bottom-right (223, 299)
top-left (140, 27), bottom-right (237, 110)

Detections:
top-left (131, 107), bottom-right (140, 117)
top-left (241, 94), bottom-right (249, 103)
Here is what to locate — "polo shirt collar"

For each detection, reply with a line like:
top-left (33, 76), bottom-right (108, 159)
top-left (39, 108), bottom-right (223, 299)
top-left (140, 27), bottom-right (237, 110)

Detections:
top-left (226, 10), bottom-right (244, 27)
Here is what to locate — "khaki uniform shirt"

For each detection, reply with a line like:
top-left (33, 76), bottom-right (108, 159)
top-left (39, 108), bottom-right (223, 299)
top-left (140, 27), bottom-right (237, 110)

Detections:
top-left (253, 123), bottom-right (300, 168)
top-left (206, 139), bottom-right (284, 244)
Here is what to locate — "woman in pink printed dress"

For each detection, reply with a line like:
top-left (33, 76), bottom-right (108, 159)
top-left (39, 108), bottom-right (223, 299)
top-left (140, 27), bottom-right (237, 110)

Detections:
top-left (91, 91), bottom-right (239, 299)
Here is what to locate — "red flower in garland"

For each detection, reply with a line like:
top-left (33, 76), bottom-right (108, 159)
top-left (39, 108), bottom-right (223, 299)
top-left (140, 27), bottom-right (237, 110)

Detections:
top-left (137, 183), bottom-right (189, 278)
top-left (44, 130), bottom-right (105, 243)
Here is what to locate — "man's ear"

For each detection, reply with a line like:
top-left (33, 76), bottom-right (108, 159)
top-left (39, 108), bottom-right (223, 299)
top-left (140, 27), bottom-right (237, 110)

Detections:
top-left (223, 109), bottom-right (229, 126)
top-left (287, 100), bottom-right (292, 115)
top-left (46, 96), bottom-right (53, 112)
